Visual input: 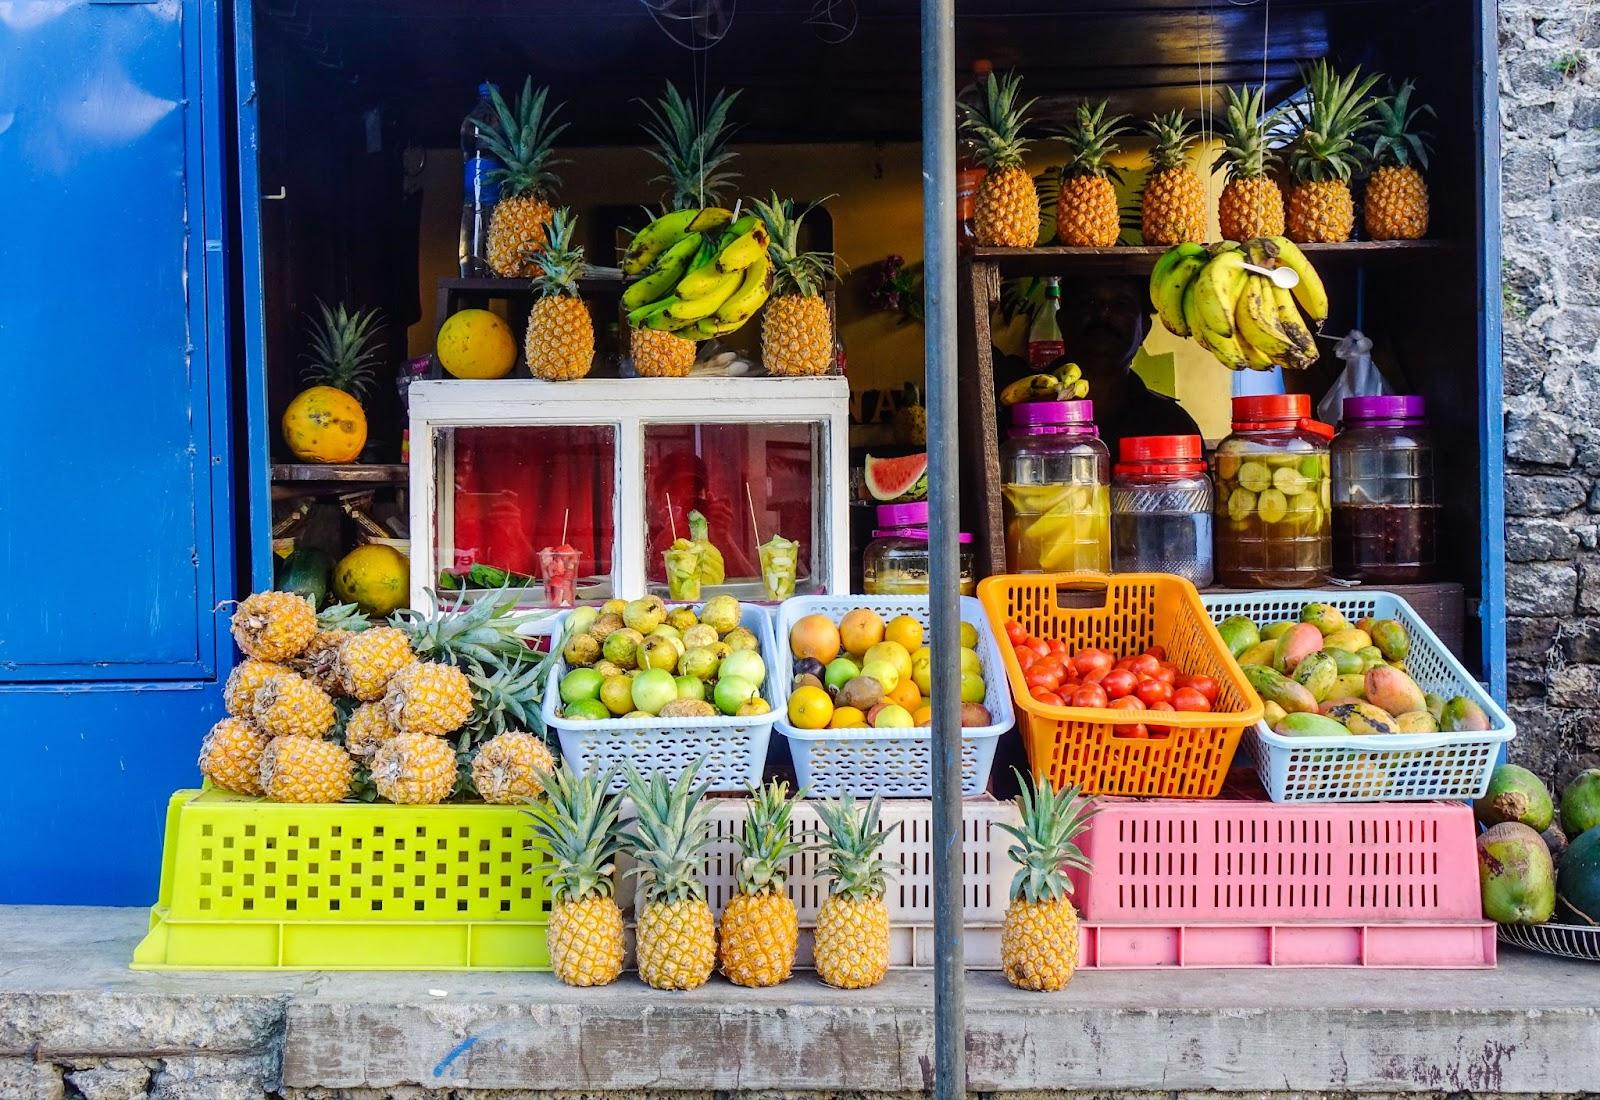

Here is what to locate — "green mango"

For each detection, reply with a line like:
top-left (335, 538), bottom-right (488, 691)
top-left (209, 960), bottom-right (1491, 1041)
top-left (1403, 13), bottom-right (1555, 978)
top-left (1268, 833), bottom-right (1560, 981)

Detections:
top-left (1291, 650), bottom-right (1339, 702)
top-left (1370, 619), bottom-right (1411, 663)
top-left (1243, 664), bottom-right (1318, 714)
top-left (1273, 623), bottom-right (1325, 673)
top-left (1328, 673), bottom-right (1368, 701)
top-left (1326, 647), bottom-right (1365, 675)
top-left (1217, 615), bottom-right (1261, 658)
top-left (1356, 646), bottom-right (1387, 671)
top-left (1299, 602), bottom-right (1351, 636)
top-left (1260, 621), bottom-right (1295, 642)
top-left (1424, 692), bottom-right (1446, 721)
top-left (1439, 695), bottom-right (1491, 733)
top-left (1237, 640), bottom-right (1279, 667)
top-left (1322, 628), bottom-right (1373, 654)
top-left (1262, 700), bottom-right (1287, 727)
top-left (1274, 711), bottom-right (1352, 738)
top-left (1393, 710), bottom-right (1440, 734)
top-left (1324, 701), bottom-right (1400, 735)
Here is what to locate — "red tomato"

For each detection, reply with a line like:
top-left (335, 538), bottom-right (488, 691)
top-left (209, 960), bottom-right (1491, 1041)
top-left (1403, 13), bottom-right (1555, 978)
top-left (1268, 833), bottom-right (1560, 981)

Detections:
top-left (1015, 647), bottom-right (1037, 671)
top-left (1072, 650), bottom-right (1114, 678)
top-left (1005, 620), bottom-right (1026, 644)
top-left (1112, 655), bottom-right (1139, 672)
top-left (1100, 668), bottom-right (1138, 699)
top-left (1031, 688), bottom-right (1063, 706)
top-left (1134, 678), bottom-right (1173, 706)
top-left (1069, 683), bottom-right (1109, 709)
top-left (1115, 722), bottom-right (1149, 739)
top-left (1143, 644), bottom-right (1167, 661)
top-left (1083, 666), bottom-right (1109, 684)
top-left (1152, 664), bottom-right (1178, 685)
top-left (1125, 653), bottom-right (1160, 677)
top-left (1144, 700), bottom-right (1175, 734)
top-left (1027, 638), bottom-right (1050, 658)
top-left (1179, 674), bottom-right (1220, 703)
top-left (1172, 686), bottom-right (1212, 712)
top-left (1025, 668), bottom-right (1060, 692)
top-left (1108, 694), bottom-right (1146, 712)
top-left (1047, 638), bottom-right (1069, 656)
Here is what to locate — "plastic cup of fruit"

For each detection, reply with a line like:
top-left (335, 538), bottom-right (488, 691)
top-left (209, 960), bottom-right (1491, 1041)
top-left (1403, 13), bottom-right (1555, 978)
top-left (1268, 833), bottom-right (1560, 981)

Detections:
top-left (663, 544), bottom-right (703, 601)
top-left (759, 535), bottom-right (799, 600)
top-left (538, 544), bottom-right (580, 608)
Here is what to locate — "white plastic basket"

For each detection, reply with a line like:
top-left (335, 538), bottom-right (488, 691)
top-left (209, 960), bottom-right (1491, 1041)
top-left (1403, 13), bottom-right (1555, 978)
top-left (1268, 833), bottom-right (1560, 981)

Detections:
top-left (1200, 589), bottom-right (1515, 803)
top-left (766, 595), bottom-right (1014, 797)
top-left (542, 603), bottom-right (778, 791)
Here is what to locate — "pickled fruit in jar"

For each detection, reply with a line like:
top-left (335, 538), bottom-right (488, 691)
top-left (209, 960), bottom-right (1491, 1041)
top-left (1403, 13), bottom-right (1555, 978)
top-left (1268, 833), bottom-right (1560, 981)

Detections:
top-left (1002, 481), bottom-right (1109, 573)
top-left (1237, 460), bottom-right (1272, 492)
top-left (1214, 448), bottom-right (1331, 586)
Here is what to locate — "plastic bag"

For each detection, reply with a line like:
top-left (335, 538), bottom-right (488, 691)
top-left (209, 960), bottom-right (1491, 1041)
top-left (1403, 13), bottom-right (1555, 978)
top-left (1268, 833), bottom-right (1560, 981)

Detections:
top-left (1315, 330), bottom-right (1390, 425)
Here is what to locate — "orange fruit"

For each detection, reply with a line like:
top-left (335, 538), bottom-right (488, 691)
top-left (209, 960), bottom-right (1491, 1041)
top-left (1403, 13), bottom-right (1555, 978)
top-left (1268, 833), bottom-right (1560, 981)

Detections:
top-left (829, 705), bottom-right (867, 729)
top-left (912, 704), bottom-right (933, 725)
top-left (787, 685), bottom-right (834, 730)
top-left (838, 608), bottom-right (886, 657)
top-left (885, 615), bottom-right (925, 653)
top-left (790, 614), bottom-right (842, 664)
top-left (888, 678), bottom-right (921, 710)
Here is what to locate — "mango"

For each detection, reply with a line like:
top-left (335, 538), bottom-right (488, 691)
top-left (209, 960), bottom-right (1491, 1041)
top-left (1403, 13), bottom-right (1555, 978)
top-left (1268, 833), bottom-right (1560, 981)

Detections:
top-left (1329, 673), bottom-right (1368, 700)
top-left (1364, 665), bottom-right (1427, 716)
top-left (1237, 640), bottom-right (1279, 668)
top-left (1356, 646), bottom-right (1387, 670)
top-left (1299, 602), bottom-right (1350, 636)
top-left (1273, 623), bottom-right (1325, 673)
top-left (1326, 647), bottom-right (1365, 675)
top-left (1439, 695), bottom-right (1491, 733)
top-left (1274, 711), bottom-right (1352, 738)
top-left (1260, 620), bottom-right (1295, 642)
top-left (1477, 822), bottom-right (1555, 924)
top-left (1559, 768), bottom-right (1600, 837)
top-left (1325, 701), bottom-right (1400, 735)
top-left (1370, 619), bottom-right (1411, 663)
top-left (1424, 692), bottom-right (1446, 721)
top-left (1243, 664), bottom-right (1318, 714)
top-left (1291, 650), bottom-right (1339, 701)
top-left (1217, 615), bottom-right (1261, 658)
top-left (1475, 764), bottom-right (1555, 831)
top-left (1354, 616), bottom-right (1378, 635)
top-left (1322, 628), bottom-right (1372, 654)
top-left (1393, 710), bottom-right (1440, 734)
top-left (1262, 700), bottom-right (1288, 727)
top-left (1319, 695), bottom-right (1364, 715)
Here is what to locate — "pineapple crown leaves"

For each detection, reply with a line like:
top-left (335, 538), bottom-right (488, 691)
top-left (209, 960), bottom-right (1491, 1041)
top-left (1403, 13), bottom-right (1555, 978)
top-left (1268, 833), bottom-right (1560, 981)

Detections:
top-left (481, 77), bottom-right (570, 200)
top-left (751, 191), bottom-right (839, 298)
top-left (1364, 80), bottom-right (1435, 171)
top-left (638, 81), bottom-right (743, 211)
top-left (391, 588), bottom-right (546, 671)
top-left (621, 762), bottom-right (715, 906)
top-left (466, 650), bottom-right (554, 741)
top-left (1144, 109), bottom-right (1196, 171)
top-left (526, 762), bottom-right (627, 903)
top-left (813, 794), bottom-right (896, 902)
top-left (734, 780), bottom-right (810, 897)
top-left (1287, 61), bottom-right (1384, 183)
top-left (1212, 84), bottom-right (1282, 181)
top-left (1056, 100), bottom-right (1130, 182)
top-left (959, 70), bottom-right (1037, 172)
top-left (301, 300), bottom-right (384, 398)
top-left (528, 208), bottom-right (588, 298)
top-left (997, 770), bottom-right (1097, 905)
top-left (315, 601), bottom-right (372, 634)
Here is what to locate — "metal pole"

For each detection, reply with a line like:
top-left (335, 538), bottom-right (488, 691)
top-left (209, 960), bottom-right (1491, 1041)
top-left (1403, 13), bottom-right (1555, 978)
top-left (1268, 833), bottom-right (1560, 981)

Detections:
top-left (921, 1), bottom-right (963, 1098)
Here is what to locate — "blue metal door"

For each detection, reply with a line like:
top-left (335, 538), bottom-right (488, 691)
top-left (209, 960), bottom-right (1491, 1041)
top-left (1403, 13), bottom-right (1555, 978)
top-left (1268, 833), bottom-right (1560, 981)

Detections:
top-left (0, 0), bottom-right (235, 903)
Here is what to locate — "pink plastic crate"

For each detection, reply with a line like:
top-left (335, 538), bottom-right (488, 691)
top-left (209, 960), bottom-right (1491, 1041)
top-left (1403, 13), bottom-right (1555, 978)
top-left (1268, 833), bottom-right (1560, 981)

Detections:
top-left (1077, 921), bottom-right (1495, 969)
top-left (1067, 778), bottom-right (1482, 923)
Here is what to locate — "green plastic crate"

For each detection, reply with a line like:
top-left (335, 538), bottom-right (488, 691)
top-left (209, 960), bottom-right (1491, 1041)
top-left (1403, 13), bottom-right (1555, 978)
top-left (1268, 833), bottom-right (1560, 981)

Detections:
top-left (132, 789), bottom-right (553, 971)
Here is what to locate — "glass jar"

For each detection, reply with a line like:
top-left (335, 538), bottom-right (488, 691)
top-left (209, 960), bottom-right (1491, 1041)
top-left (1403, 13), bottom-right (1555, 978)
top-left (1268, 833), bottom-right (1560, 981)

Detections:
top-left (1213, 394), bottom-right (1334, 588)
top-left (1111, 435), bottom-right (1214, 585)
top-left (862, 502), bottom-right (976, 595)
top-left (1331, 395), bottom-right (1437, 583)
top-left (1000, 400), bottom-right (1111, 573)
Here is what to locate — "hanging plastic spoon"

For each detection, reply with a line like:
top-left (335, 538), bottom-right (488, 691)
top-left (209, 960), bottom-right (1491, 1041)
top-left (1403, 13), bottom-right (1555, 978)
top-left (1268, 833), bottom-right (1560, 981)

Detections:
top-left (1241, 261), bottom-right (1301, 289)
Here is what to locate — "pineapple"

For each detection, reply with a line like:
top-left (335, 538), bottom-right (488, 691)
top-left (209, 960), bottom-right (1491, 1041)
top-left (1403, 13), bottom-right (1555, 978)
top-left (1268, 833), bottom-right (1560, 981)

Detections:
top-left (223, 659), bottom-right (292, 718)
top-left (999, 773), bottom-right (1097, 992)
top-left (260, 734), bottom-right (353, 803)
top-left (630, 326), bottom-right (697, 378)
top-left (1139, 110), bottom-right (1205, 246)
top-left (752, 193), bottom-right (837, 377)
top-left (391, 589), bottom-right (539, 669)
top-left (383, 661), bottom-right (472, 736)
top-left (523, 209), bottom-right (594, 381)
top-left (371, 730), bottom-right (458, 804)
top-left (198, 717), bottom-right (269, 796)
top-left (719, 781), bottom-right (805, 987)
top-left (294, 603), bottom-right (370, 695)
top-left (959, 71), bottom-right (1041, 248)
top-left (251, 672), bottom-right (336, 739)
top-left (528, 762), bottom-right (628, 987)
top-left (813, 795), bottom-right (893, 990)
top-left (471, 731), bottom-right (555, 804)
top-left (1056, 101), bottom-right (1130, 248)
top-left (230, 591), bottom-right (318, 662)
top-left (342, 701), bottom-right (397, 761)
top-left (1215, 85), bottom-right (1287, 242)
top-left (336, 625), bottom-right (417, 702)
top-left (1362, 81), bottom-right (1434, 241)
top-left (622, 764), bottom-right (718, 991)
top-left (480, 79), bottom-right (569, 278)
top-left (1286, 62), bottom-right (1382, 243)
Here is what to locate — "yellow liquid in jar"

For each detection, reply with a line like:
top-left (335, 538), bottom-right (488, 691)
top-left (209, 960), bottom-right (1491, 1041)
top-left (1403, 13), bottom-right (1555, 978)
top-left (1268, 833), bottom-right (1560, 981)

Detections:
top-left (1002, 482), bottom-right (1110, 573)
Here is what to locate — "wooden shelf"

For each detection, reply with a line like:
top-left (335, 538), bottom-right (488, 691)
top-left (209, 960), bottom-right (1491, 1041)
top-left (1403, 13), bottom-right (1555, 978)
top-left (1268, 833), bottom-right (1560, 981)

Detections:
top-left (438, 270), bottom-right (625, 296)
top-left (971, 239), bottom-right (1459, 277)
top-left (271, 463), bottom-right (409, 485)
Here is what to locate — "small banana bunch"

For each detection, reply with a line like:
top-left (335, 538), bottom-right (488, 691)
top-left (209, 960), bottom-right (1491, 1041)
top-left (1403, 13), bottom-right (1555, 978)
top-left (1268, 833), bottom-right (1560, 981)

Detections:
top-left (999, 361), bottom-right (1089, 406)
top-left (620, 207), bottom-right (773, 340)
top-left (1149, 236), bottom-right (1329, 372)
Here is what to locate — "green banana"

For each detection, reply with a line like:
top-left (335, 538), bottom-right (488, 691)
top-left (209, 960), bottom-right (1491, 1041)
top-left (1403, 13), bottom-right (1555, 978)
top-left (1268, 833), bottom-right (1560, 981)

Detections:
top-left (1272, 282), bottom-right (1320, 368)
top-left (1262, 236), bottom-right (1329, 325)
top-left (663, 268), bottom-right (743, 322)
top-left (1152, 245), bottom-right (1208, 337)
top-left (1184, 279), bottom-right (1248, 370)
top-left (1234, 274), bottom-right (1298, 363)
top-left (621, 234), bottom-right (702, 310)
top-left (692, 314), bottom-right (748, 337)
top-left (715, 225), bottom-right (770, 273)
top-left (712, 254), bottom-right (772, 323)
top-left (1189, 250), bottom-right (1249, 342)
top-left (621, 209), bottom-right (700, 274)
top-left (674, 245), bottom-right (729, 299)
top-left (716, 213), bottom-right (760, 245)
top-left (628, 298), bottom-right (677, 329)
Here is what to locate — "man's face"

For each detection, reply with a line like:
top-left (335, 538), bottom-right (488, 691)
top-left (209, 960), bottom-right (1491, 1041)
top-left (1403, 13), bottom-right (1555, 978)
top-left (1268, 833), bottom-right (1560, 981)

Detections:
top-left (1062, 280), bottom-right (1145, 371)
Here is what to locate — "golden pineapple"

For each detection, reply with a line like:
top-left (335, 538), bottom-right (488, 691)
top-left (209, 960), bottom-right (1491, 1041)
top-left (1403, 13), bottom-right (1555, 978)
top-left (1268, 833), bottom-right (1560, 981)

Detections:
top-left (223, 659), bottom-right (292, 718)
top-left (639, 81), bottom-right (741, 211)
top-left (470, 730), bottom-right (555, 804)
top-left (813, 795), bottom-right (894, 990)
top-left (1056, 101), bottom-right (1129, 248)
top-left (336, 625), bottom-right (417, 701)
top-left (371, 730), bottom-right (458, 805)
top-left (251, 672), bottom-right (335, 739)
top-left (752, 193), bottom-right (836, 377)
top-left (623, 764), bottom-right (718, 990)
top-left (1215, 85), bottom-right (1286, 241)
top-left (1139, 110), bottom-right (1205, 246)
top-left (959, 71), bottom-right (1040, 247)
top-left (719, 780), bottom-right (805, 988)
top-left (230, 590), bottom-right (317, 662)
top-left (391, 589), bottom-right (539, 668)
top-left (523, 209), bottom-right (594, 380)
top-left (260, 734), bottom-right (353, 803)
top-left (529, 762), bottom-right (628, 987)
top-left (383, 661), bottom-right (472, 736)
top-left (294, 603), bottom-right (370, 695)
top-left (343, 701), bottom-right (397, 761)
top-left (1362, 81), bottom-right (1434, 240)
top-left (480, 78), bottom-right (568, 278)
top-left (1286, 61), bottom-right (1381, 243)
top-left (999, 773), bottom-right (1097, 992)
top-left (198, 717), bottom-right (269, 796)
top-left (630, 327), bottom-right (697, 378)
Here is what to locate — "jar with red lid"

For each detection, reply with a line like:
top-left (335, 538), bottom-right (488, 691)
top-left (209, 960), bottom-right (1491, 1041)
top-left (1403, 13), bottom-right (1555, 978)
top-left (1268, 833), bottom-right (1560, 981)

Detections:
top-left (1214, 394), bottom-right (1334, 587)
top-left (1331, 395), bottom-right (1437, 582)
top-left (862, 501), bottom-right (976, 595)
top-left (1111, 435), bottom-right (1214, 584)
top-left (1000, 400), bottom-right (1111, 574)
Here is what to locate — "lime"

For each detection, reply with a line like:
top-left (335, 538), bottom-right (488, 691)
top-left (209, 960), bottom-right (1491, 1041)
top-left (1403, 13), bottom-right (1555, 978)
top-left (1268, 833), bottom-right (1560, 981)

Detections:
top-left (1238, 460), bottom-right (1272, 492)
top-left (564, 698), bottom-right (611, 721)
top-left (959, 622), bottom-right (979, 649)
top-left (1272, 465), bottom-right (1309, 495)
top-left (1215, 452), bottom-right (1242, 482)
top-left (1257, 488), bottom-right (1289, 524)
top-left (1227, 488), bottom-right (1258, 521)
top-left (1299, 454), bottom-right (1326, 480)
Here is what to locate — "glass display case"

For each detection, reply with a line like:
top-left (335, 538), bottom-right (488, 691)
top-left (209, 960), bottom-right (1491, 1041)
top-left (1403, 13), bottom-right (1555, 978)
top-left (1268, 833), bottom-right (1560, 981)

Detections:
top-left (407, 377), bottom-right (851, 609)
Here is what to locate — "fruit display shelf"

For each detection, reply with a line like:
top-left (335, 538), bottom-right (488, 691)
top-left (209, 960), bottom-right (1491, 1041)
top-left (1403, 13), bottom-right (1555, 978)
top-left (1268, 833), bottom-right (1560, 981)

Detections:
top-left (971, 240), bottom-right (1461, 277)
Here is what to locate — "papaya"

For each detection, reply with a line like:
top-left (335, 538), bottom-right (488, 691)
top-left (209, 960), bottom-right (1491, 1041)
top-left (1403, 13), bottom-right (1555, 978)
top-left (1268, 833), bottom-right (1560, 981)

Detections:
top-left (1477, 821), bottom-right (1555, 924)
top-left (1274, 711), bottom-right (1351, 738)
top-left (1243, 664), bottom-right (1318, 714)
top-left (1326, 647), bottom-right (1365, 676)
top-left (1364, 666), bottom-right (1427, 716)
top-left (1555, 825), bottom-right (1600, 925)
top-left (1260, 620), bottom-right (1295, 642)
top-left (1216, 615), bottom-right (1261, 658)
top-left (1273, 623), bottom-right (1325, 673)
top-left (1322, 628), bottom-right (1372, 654)
top-left (1439, 695), bottom-right (1491, 733)
top-left (1299, 602), bottom-right (1350, 636)
top-left (1291, 650), bottom-right (1339, 702)
top-left (1237, 640), bottom-right (1279, 668)
top-left (1393, 710), bottom-right (1439, 734)
top-left (1370, 619), bottom-right (1411, 663)
top-left (1560, 768), bottom-right (1600, 838)
top-left (1329, 673), bottom-right (1368, 701)
top-left (1475, 764), bottom-right (1555, 832)
top-left (1325, 701), bottom-right (1400, 735)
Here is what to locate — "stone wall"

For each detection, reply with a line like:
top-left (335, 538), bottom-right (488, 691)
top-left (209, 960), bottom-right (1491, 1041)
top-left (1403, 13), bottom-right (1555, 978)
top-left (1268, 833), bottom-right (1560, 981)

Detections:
top-left (1498, 1), bottom-right (1600, 787)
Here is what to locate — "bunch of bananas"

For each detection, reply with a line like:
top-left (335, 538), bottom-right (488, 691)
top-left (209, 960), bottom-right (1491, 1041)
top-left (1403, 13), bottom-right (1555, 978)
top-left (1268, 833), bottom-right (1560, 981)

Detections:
top-left (999, 362), bottom-right (1089, 406)
top-left (620, 207), bottom-right (773, 339)
top-left (1149, 237), bottom-right (1329, 372)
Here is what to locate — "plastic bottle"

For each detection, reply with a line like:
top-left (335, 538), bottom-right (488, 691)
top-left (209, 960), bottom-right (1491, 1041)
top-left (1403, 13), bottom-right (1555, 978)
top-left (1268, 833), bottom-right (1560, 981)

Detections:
top-left (956, 58), bottom-right (993, 253)
top-left (459, 83), bottom-right (502, 277)
top-left (1026, 278), bottom-right (1065, 369)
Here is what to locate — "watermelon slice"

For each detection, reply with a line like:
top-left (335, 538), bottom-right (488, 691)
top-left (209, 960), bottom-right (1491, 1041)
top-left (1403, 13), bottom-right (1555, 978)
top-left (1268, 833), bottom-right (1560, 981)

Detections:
top-left (865, 452), bottom-right (929, 502)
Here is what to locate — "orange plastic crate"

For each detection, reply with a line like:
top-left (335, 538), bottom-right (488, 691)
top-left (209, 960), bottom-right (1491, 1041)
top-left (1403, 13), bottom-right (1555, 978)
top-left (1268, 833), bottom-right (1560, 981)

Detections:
top-left (976, 573), bottom-right (1262, 798)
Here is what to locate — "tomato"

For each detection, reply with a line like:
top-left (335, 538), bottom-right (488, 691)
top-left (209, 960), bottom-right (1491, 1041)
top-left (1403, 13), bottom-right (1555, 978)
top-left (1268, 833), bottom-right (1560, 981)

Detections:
top-left (1108, 694), bottom-right (1146, 712)
top-left (1069, 683), bottom-right (1109, 709)
top-left (1134, 678), bottom-right (1173, 707)
top-left (1072, 650), bottom-right (1114, 678)
top-left (1143, 644), bottom-right (1166, 661)
top-left (1114, 720), bottom-right (1149, 739)
top-left (1025, 668), bottom-right (1060, 692)
top-left (1100, 668), bottom-right (1138, 699)
top-left (1027, 638), bottom-right (1050, 658)
top-left (1144, 699), bottom-right (1175, 732)
top-left (1179, 674), bottom-right (1220, 703)
top-left (1124, 653), bottom-right (1159, 677)
top-left (1113, 656), bottom-right (1139, 672)
top-left (1015, 647), bottom-right (1037, 671)
top-left (1172, 686), bottom-right (1212, 712)
top-left (1152, 664), bottom-right (1178, 685)
top-left (1006, 620), bottom-right (1026, 643)
top-left (1031, 688), bottom-right (1063, 706)
top-left (1047, 638), bottom-right (1069, 656)
top-left (1083, 666), bottom-right (1109, 684)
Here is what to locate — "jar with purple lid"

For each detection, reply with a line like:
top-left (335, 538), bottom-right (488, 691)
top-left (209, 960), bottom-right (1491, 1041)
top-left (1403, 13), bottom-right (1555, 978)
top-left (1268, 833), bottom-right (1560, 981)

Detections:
top-left (1331, 394), bottom-right (1437, 583)
top-left (999, 400), bottom-right (1110, 573)
top-left (862, 501), bottom-right (976, 595)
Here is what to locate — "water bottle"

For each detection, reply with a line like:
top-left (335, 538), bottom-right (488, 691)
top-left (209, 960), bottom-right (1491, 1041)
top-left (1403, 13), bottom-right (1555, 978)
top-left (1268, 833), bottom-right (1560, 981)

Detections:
top-left (459, 83), bottom-right (502, 277)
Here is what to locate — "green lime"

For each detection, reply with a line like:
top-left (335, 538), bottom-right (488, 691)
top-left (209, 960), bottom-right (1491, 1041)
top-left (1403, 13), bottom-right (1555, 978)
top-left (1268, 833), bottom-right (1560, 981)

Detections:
top-left (1299, 454), bottom-right (1326, 480)
top-left (1228, 488), bottom-right (1258, 521)
top-left (1272, 466), bottom-right (1309, 495)
top-left (1257, 488), bottom-right (1289, 524)
top-left (564, 698), bottom-right (611, 721)
top-left (1288, 490), bottom-right (1320, 525)
top-left (1215, 453), bottom-right (1242, 481)
top-left (1238, 460), bottom-right (1272, 492)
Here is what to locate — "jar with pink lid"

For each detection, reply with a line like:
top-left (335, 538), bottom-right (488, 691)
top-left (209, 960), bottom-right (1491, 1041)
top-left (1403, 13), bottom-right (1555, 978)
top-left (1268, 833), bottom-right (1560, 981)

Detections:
top-left (862, 501), bottom-right (976, 595)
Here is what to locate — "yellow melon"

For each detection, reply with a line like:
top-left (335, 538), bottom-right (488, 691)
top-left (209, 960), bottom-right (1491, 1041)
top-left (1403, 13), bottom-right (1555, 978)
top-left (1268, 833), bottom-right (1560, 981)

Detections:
top-left (333, 544), bottom-right (409, 616)
top-left (436, 309), bottom-right (517, 380)
top-left (281, 385), bottom-right (366, 463)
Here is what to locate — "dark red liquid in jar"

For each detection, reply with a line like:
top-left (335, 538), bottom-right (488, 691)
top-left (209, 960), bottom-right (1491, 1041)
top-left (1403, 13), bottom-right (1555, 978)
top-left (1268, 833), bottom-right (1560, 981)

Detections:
top-left (1333, 502), bottom-right (1437, 583)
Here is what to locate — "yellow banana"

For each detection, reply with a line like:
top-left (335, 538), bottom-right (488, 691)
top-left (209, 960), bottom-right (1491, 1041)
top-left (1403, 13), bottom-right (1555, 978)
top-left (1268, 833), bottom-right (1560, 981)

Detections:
top-left (1149, 243), bottom-right (1208, 337)
top-left (1183, 280), bottom-right (1249, 370)
top-left (1234, 275), bottom-right (1298, 363)
top-left (1272, 282), bottom-right (1320, 368)
top-left (621, 234), bottom-right (702, 310)
top-left (1262, 236), bottom-right (1329, 325)
top-left (712, 255), bottom-right (772, 323)
top-left (1056, 361), bottom-right (1082, 387)
top-left (1000, 373), bottom-right (1062, 405)
top-left (687, 207), bottom-right (734, 234)
top-left (1189, 250), bottom-right (1249, 343)
top-left (674, 248), bottom-right (729, 299)
top-left (663, 268), bottom-right (743, 322)
top-left (714, 225), bottom-right (771, 273)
